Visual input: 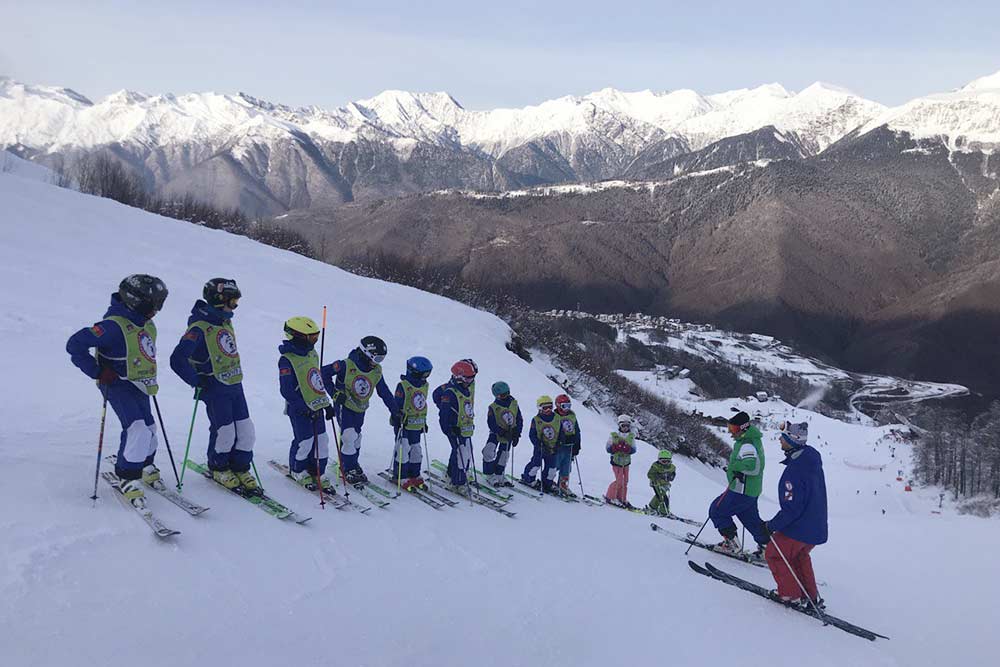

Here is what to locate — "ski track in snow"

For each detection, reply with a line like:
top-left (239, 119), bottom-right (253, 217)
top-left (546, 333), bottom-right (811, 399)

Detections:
top-left (0, 171), bottom-right (997, 666)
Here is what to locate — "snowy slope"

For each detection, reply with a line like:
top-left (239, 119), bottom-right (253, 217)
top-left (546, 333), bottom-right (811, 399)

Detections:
top-left (857, 68), bottom-right (1000, 149)
top-left (1, 174), bottom-right (997, 666)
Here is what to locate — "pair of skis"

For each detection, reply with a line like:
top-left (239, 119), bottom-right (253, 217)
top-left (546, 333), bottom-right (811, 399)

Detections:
top-left (650, 522), bottom-right (767, 568)
top-left (184, 460), bottom-right (311, 524)
top-left (267, 460), bottom-right (368, 513)
top-left (376, 471), bottom-right (458, 510)
top-left (688, 561), bottom-right (888, 641)
top-left (427, 460), bottom-right (516, 518)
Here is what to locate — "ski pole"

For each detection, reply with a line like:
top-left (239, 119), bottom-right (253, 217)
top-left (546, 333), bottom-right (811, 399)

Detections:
top-left (330, 411), bottom-right (350, 500)
top-left (422, 432), bottom-right (431, 477)
top-left (685, 516), bottom-right (712, 556)
top-left (251, 460), bottom-right (263, 491)
top-left (509, 440), bottom-right (515, 486)
top-left (178, 387), bottom-right (201, 491)
top-left (312, 415), bottom-right (325, 509)
top-left (468, 436), bottom-right (481, 500)
top-left (151, 395), bottom-right (181, 488)
top-left (396, 428), bottom-right (404, 493)
top-left (455, 439), bottom-right (474, 506)
top-left (770, 535), bottom-right (828, 624)
top-left (91, 388), bottom-right (110, 505)
top-left (313, 305), bottom-right (329, 509)
top-left (574, 455), bottom-right (586, 499)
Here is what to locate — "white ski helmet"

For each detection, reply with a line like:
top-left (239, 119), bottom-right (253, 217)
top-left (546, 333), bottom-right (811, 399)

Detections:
top-left (617, 414), bottom-right (633, 428)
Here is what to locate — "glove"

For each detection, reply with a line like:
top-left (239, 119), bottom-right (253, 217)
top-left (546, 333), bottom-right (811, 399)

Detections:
top-left (760, 522), bottom-right (772, 543)
top-left (511, 437), bottom-right (519, 448)
top-left (324, 405), bottom-right (337, 421)
top-left (733, 471), bottom-right (746, 483)
top-left (422, 424), bottom-right (429, 433)
top-left (331, 391), bottom-right (346, 406)
top-left (389, 412), bottom-right (401, 429)
top-left (97, 366), bottom-right (118, 386)
top-left (450, 425), bottom-right (462, 438)
top-left (572, 444), bottom-right (581, 458)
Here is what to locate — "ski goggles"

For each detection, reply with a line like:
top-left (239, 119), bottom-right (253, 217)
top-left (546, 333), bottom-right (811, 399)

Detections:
top-left (557, 402), bottom-right (571, 411)
top-left (539, 404), bottom-right (554, 412)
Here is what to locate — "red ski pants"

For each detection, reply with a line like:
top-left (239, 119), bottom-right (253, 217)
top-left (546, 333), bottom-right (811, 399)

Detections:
top-left (765, 532), bottom-right (818, 600)
top-left (606, 465), bottom-right (630, 503)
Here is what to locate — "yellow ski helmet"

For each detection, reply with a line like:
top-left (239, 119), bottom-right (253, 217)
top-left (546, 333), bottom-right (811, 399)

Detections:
top-left (284, 316), bottom-right (320, 339)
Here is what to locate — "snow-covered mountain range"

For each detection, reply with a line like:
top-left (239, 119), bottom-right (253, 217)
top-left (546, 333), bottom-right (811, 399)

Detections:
top-left (2, 70), bottom-right (998, 214)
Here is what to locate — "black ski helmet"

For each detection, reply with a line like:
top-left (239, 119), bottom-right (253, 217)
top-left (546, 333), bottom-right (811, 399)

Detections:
top-left (203, 277), bottom-right (241, 308)
top-left (360, 335), bottom-right (388, 363)
top-left (118, 274), bottom-right (168, 317)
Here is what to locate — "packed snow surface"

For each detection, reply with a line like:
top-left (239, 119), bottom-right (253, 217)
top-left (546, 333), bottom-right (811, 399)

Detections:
top-left (1, 173), bottom-right (997, 666)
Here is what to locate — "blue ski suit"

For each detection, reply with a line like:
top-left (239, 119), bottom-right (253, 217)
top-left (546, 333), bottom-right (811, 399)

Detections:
top-left (279, 339), bottom-right (329, 475)
top-left (433, 379), bottom-right (475, 486)
top-left (322, 348), bottom-right (395, 473)
top-left (66, 294), bottom-right (158, 480)
top-left (170, 300), bottom-right (255, 473)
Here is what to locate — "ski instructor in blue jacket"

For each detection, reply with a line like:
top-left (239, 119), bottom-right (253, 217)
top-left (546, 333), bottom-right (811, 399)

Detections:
top-left (762, 421), bottom-right (828, 609)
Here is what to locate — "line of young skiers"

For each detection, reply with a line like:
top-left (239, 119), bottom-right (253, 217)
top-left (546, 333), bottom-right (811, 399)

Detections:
top-left (68, 275), bottom-right (827, 608)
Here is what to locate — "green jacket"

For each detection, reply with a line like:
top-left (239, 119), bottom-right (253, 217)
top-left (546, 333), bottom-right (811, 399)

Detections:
top-left (727, 425), bottom-right (765, 497)
top-left (647, 460), bottom-right (676, 486)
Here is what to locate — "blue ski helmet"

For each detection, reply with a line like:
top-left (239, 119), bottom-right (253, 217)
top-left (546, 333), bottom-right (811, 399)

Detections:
top-left (405, 356), bottom-right (433, 380)
top-left (491, 381), bottom-right (510, 397)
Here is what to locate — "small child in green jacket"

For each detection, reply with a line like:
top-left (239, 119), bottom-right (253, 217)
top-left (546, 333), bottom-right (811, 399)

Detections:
top-left (646, 449), bottom-right (676, 516)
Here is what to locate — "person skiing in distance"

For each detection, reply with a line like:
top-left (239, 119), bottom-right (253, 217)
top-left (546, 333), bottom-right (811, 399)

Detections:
top-left (390, 356), bottom-right (433, 490)
top-left (279, 317), bottom-right (336, 492)
top-left (482, 381), bottom-right (523, 487)
top-left (432, 360), bottom-right (478, 490)
top-left (762, 421), bottom-right (828, 609)
top-left (169, 278), bottom-right (258, 494)
top-left (708, 411), bottom-right (769, 557)
top-left (554, 394), bottom-right (581, 497)
top-left (605, 414), bottom-right (637, 507)
top-left (323, 336), bottom-right (398, 485)
top-left (646, 449), bottom-right (676, 516)
top-left (66, 275), bottom-right (169, 508)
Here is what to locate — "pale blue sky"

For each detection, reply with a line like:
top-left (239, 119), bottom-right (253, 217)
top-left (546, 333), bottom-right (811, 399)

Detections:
top-left (3, 0), bottom-right (998, 109)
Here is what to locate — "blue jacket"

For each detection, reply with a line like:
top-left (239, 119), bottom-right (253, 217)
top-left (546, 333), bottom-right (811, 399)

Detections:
top-left (66, 293), bottom-right (149, 380)
top-left (321, 348), bottom-right (395, 414)
top-left (169, 300), bottom-right (237, 391)
top-left (767, 445), bottom-right (828, 546)
top-left (487, 395), bottom-right (524, 440)
top-left (278, 339), bottom-right (320, 416)
top-left (433, 379), bottom-right (470, 435)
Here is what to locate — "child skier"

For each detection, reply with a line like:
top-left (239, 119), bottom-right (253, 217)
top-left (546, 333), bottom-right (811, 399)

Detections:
top-left (709, 411), bottom-right (769, 557)
top-left (522, 396), bottom-right (561, 492)
top-left (553, 394), bottom-right (580, 496)
top-left (432, 360), bottom-right (478, 490)
top-left (389, 356), bottom-right (433, 490)
top-left (170, 278), bottom-right (258, 494)
top-left (482, 381), bottom-right (523, 487)
top-left (323, 336), bottom-right (398, 485)
top-left (646, 449), bottom-right (676, 516)
top-left (278, 317), bottom-right (335, 492)
top-left (604, 414), bottom-right (637, 508)
top-left (66, 275), bottom-right (169, 507)
top-left (763, 421), bottom-right (828, 609)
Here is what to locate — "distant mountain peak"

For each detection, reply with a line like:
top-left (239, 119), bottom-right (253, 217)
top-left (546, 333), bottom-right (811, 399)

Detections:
top-left (960, 69), bottom-right (1000, 93)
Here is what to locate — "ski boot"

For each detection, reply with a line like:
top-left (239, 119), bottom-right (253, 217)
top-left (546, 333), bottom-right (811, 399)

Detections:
top-left (714, 537), bottom-right (742, 555)
top-left (497, 476), bottom-right (514, 488)
top-left (141, 464), bottom-right (161, 485)
top-left (212, 469), bottom-right (241, 490)
top-left (290, 469), bottom-right (314, 487)
top-left (749, 544), bottom-right (766, 562)
top-left (401, 477), bottom-right (423, 492)
top-left (344, 468), bottom-right (368, 486)
top-left (558, 477), bottom-right (577, 498)
top-left (319, 475), bottom-right (337, 495)
top-left (119, 478), bottom-right (146, 509)
top-left (235, 470), bottom-right (263, 496)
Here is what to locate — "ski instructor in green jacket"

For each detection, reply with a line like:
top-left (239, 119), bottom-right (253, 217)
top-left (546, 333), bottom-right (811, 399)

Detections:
top-left (708, 411), bottom-right (768, 557)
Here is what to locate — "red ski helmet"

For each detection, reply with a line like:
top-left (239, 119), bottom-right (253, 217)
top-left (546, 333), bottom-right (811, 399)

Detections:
top-left (555, 394), bottom-right (571, 412)
top-left (451, 360), bottom-right (477, 384)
